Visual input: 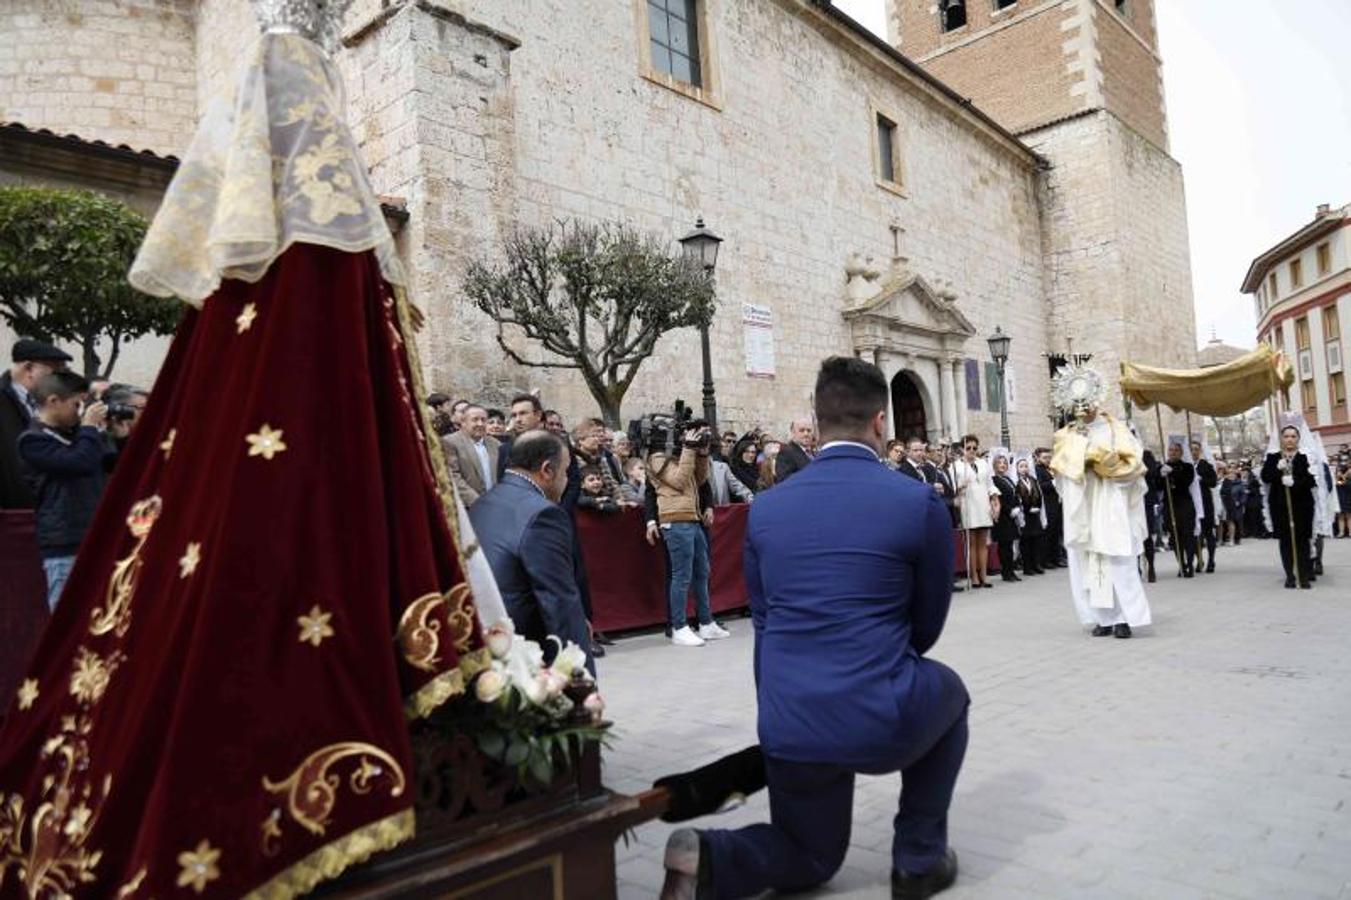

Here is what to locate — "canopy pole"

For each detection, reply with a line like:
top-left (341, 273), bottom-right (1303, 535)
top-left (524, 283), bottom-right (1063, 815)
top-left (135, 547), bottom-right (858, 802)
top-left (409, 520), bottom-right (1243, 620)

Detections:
top-left (1185, 410), bottom-right (1194, 451)
top-left (1155, 405), bottom-right (1184, 576)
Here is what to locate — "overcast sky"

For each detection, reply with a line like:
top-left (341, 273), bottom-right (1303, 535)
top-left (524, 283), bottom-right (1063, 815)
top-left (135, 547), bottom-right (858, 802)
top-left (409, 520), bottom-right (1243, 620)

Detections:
top-left (833, 0), bottom-right (1351, 351)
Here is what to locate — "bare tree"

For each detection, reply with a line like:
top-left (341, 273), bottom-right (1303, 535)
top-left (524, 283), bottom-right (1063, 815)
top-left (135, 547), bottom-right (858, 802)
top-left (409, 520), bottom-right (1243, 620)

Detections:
top-left (464, 220), bottom-right (715, 427)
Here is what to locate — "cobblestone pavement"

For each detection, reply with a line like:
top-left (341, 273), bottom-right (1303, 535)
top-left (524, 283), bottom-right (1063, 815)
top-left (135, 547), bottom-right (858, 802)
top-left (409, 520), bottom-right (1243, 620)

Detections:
top-left (600, 537), bottom-right (1351, 899)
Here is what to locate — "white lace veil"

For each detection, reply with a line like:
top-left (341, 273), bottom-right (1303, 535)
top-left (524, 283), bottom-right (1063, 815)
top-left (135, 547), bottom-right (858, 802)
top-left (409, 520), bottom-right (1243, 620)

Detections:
top-left (1013, 450), bottom-right (1047, 528)
top-left (129, 28), bottom-right (404, 305)
top-left (1261, 412), bottom-right (1321, 534)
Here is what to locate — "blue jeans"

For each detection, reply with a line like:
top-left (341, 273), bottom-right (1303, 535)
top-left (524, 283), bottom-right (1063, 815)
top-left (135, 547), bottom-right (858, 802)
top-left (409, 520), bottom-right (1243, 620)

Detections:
top-left (43, 555), bottom-right (76, 612)
top-left (664, 521), bottom-right (712, 629)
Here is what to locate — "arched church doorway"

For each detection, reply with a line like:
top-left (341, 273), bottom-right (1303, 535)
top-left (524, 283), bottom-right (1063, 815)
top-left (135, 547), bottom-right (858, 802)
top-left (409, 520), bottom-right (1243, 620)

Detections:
top-left (891, 371), bottom-right (927, 441)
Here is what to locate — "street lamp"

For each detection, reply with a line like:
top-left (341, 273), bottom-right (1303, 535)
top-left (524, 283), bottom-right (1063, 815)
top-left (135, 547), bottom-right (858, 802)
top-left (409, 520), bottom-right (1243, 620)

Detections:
top-left (987, 326), bottom-right (1011, 448)
top-left (679, 217), bottom-right (723, 435)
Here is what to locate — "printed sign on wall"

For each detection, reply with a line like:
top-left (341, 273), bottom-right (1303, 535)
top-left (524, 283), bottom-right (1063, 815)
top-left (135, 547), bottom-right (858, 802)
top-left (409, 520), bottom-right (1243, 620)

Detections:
top-left (965, 358), bottom-right (981, 410)
top-left (743, 304), bottom-right (775, 378)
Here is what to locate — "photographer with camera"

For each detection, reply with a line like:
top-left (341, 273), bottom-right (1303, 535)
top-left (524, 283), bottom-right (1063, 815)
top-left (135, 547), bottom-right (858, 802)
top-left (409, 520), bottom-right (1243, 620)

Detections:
top-left (101, 384), bottom-right (149, 463)
top-left (647, 417), bottom-right (729, 647)
top-left (17, 371), bottom-right (116, 610)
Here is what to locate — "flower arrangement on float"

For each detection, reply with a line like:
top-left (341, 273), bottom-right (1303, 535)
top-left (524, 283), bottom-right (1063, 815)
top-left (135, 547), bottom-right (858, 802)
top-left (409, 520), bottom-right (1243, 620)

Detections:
top-left (452, 617), bottom-right (609, 789)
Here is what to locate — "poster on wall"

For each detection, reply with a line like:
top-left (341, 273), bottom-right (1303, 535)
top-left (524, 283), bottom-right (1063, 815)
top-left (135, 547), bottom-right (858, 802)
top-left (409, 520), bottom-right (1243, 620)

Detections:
top-left (985, 362), bottom-right (1000, 412)
top-left (743, 303), bottom-right (775, 378)
top-left (965, 358), bottom-right (981, 410)
top-left (1004, 366), bottom-right (1017, 413)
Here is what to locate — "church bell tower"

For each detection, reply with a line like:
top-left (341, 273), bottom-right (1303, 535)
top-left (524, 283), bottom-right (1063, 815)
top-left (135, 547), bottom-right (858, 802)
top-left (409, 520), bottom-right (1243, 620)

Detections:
top-left (885, 0), bottom-right (1197, 420)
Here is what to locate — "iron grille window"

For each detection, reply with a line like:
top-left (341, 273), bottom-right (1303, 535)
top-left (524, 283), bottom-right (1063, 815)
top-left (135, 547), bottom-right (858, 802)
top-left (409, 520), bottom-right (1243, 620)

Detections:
top-left (648, 0), bottom-right (702, 87)
top-left (940, 0), bottom-right (967, 32)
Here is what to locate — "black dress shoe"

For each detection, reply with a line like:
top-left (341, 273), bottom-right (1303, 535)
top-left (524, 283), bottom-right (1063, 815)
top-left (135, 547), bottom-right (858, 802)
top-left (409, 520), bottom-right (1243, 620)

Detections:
top-left (980, 582), bottom-right (993, 589)
top-left (1113, 623), bottom-right (1132, 639)
top-left (655, 746), bottom-right (766, 823)
top-left (1002, 574), bottom-right (1021, 582)
top-left (1147, 569), bottom-right (1156, 583)
top-left (1182, 567), bottom-right (1194, 579)
top-left (892, 849), bottom-right (958, 900)
top-left (1300, 581), bottom-right (1313, 590)
top-left (1285, 576), bottom-right (1296, 589)
top-left (590, 642), bottom-right (606, 659)
top-left (1091, 624), bottom-right (1113, 637)
top-left (594, 631), bottom-right (616, 646)
top-left (1205, 562), bottom-right (1215, 574)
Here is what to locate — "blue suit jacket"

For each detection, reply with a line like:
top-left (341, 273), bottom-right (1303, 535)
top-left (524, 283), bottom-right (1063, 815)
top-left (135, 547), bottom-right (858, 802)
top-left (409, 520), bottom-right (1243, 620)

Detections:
top-left (747, 443), bottom-right (956, 767)
top-left (468, 474), bottom-right (593, 669)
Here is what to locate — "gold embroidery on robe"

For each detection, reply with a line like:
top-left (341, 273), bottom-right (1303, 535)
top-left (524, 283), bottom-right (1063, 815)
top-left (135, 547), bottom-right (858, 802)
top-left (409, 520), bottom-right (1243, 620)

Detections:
top-left (396, 592), bottom-right (446, 673)
top-left (261, 742), bottom-right (405, 844)
top-left (89, 496), bottom-right (162, 638)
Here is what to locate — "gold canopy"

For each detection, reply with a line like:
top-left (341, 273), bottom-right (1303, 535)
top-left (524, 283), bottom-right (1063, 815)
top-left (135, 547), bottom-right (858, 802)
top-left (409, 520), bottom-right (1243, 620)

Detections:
top-left (1119, 345), bottom-right (1294, 416)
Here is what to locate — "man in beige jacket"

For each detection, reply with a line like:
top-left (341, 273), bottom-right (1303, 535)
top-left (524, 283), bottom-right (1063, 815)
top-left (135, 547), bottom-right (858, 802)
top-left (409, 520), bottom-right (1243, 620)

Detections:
top-left (648, 424), bottom-right (729, 647)
top-left (443, 404), bottom-right (500, 507)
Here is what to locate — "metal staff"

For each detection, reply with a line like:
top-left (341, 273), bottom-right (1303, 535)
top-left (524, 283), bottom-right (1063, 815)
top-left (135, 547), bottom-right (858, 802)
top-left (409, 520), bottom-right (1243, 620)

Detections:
top-left (1154, 405), bottom-right (1184, 576)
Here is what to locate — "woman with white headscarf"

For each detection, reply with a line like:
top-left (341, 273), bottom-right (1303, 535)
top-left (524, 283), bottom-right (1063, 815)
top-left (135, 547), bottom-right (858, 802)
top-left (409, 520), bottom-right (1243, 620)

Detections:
top-left (1261, 415), bottom-right (1317, 589)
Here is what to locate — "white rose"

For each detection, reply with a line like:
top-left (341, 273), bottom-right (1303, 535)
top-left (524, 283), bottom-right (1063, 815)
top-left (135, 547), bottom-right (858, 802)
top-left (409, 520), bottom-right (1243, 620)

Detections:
top-left (1282, 474), bottom-right (1294, 487)
top-left (484, 620), bottom-right (515, 659)
top-left (1277, 458), bottom-right (1289, 471)
top-left (543, 670), bottom-right (568, 698)
top-left (474, 668), bottom-right (507, 704)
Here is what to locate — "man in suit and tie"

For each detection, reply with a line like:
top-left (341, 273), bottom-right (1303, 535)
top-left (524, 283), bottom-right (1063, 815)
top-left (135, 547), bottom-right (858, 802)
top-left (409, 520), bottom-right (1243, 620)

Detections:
top-left (772, 416), bottom-right (816, 484)
top-left (2, 339), bottom-right (73, 509)
top-left (660, 356), bottom-right (968, 900)
top-left (467, 429), bottom-right (593, 670)
top-left (442, 403), bottom-right (500, 507)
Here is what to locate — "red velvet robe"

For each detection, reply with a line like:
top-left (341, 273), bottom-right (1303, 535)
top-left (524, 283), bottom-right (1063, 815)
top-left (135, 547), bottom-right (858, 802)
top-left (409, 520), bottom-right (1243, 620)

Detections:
top-left (0, 245), bottom-right (485, 898)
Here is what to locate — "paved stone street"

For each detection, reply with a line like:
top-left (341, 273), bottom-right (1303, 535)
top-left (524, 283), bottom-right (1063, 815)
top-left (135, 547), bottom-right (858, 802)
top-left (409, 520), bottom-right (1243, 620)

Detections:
top-left (600, 538), bottom-right (1351, 899)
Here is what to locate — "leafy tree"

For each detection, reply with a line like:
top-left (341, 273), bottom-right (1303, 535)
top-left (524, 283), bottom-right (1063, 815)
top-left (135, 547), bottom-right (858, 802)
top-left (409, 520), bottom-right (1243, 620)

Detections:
top-left (0, 187), bottom-right (181, 378)
top-left (465, 220), bottom-right (716, 427)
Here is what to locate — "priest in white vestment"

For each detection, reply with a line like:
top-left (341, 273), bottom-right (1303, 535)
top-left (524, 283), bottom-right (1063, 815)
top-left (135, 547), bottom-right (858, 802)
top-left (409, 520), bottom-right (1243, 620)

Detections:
top-left (1048, 366), bottom-right (1152, 638)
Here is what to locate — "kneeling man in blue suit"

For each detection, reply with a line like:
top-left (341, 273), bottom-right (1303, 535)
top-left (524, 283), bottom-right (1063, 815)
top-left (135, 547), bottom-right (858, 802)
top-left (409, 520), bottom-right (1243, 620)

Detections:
top-left (659, 356), bottom-right (969, 900)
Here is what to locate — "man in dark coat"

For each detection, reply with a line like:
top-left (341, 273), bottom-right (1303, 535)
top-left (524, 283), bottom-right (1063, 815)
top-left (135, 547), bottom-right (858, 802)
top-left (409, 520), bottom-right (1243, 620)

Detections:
top-left (2, 339), bottom-right (73, 509)
top-left (468, 429), bottom-right (594, 669)
top-left (1191, 440), bottom-right (1219, 573)
top-left (1034, 447), bottom-right (1065, 568)
top-left (1152, 441), bottom-right (1197, 577)
top-left (1261, 425), bottom-right (1316, 589)
top-left (772, 417), bottom-right (815, 484)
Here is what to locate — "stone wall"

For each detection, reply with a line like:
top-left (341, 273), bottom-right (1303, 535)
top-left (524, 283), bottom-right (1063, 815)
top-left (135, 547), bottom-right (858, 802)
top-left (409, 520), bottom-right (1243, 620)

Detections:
top-left (1094, 0), bottom-right (1167, 151)
top-left (1025, 108), bottom-right (1195, 436)
top-left (0, 0), bottom-right (196, 156)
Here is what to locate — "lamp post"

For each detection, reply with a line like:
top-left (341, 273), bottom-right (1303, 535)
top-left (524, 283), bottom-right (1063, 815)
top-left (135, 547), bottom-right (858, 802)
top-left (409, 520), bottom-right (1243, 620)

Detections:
top-left (679, 217), bottom-right (723, 435)
top-left (987, 326), bottom-right (1011, 448)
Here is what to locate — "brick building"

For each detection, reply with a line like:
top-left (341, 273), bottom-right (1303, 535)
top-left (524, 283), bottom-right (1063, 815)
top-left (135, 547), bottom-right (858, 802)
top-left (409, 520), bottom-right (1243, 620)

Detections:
top-left (1242, 202), bottom-right (1351, 455)
top-left (0, 0), bottom-right (1199, 447)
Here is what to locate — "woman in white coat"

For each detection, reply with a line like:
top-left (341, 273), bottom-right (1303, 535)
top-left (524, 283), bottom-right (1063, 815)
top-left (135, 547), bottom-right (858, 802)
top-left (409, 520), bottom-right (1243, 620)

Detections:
top-left (954, 433), bottom-right (1001, 588)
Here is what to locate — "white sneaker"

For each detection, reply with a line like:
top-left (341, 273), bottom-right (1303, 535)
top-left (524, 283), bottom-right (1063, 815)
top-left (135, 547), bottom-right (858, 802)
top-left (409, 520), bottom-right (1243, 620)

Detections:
top-left (670, 625), bottom-right (705, 647)
top-left (698, 621), bottom-right (730, 640)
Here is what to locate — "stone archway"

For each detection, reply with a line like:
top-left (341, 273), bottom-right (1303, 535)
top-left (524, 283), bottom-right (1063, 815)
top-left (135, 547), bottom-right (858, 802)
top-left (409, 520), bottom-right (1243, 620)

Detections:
top-left (891, 371), bottom-right (928, 441)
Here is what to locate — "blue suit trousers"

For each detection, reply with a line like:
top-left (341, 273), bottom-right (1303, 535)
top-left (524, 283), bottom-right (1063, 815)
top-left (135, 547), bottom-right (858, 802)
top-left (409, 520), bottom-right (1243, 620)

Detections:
top-left (702, 659), bottom-right (968, 898)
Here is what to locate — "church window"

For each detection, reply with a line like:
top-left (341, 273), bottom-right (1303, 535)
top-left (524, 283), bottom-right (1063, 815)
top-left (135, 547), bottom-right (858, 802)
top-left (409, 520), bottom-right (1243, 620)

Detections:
top-left (647, 0), bottom-right (702, 88)
top-left (939, 0), bottom-right (967, 33)
top-left (1267, 272), bottom-right (1278, 300)
top-left (877, 115), bottom-right (898, 183)
top-left (1290, 257), bottom-right (1303, 289)
top-left (993, 0), bottom-right (1017, 10)
top-left (1316, 241), bottom-right (1331, 276)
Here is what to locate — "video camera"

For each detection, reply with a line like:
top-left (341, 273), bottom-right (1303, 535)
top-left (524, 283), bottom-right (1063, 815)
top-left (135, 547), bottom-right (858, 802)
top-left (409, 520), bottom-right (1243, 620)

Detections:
top-left (627, 399), bottom-right (711, 459)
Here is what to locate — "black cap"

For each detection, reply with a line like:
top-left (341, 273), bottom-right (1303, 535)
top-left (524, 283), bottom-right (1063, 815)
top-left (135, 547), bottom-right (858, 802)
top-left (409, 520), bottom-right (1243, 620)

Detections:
top-left (427, 392), bottom-right (450, 407)
top-left (12, 339), bottom-right (72, 364)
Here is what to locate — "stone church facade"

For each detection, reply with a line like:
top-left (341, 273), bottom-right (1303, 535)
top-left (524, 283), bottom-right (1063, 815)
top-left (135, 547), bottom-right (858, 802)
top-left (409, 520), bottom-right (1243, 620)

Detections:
top-left (0, 0), bottom-right (1197, 447)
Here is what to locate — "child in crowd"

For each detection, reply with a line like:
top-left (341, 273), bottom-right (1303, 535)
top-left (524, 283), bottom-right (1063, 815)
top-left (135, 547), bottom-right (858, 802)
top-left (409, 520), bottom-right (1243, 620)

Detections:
top-left (618, 456), bottom-right (647, 505)
top-left (578, 465), bottom-right (621, 514)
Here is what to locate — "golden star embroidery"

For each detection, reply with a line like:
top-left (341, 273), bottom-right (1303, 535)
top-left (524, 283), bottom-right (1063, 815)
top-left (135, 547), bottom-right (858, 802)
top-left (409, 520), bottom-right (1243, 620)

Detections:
top-left (16, 678), bottom-right (38, 710)
top-left (179, 542), bottom-right (202, 579)
top-left (176, 839), bottom-right (221, 894)
top-left (236, 302), bottom-right (259, 333)
top-left (160, 428), bottom-right (176, 459)
top-left (298, 605), bottom-right (335, 647)
top-left (246, 424), bottom-right (287, 460)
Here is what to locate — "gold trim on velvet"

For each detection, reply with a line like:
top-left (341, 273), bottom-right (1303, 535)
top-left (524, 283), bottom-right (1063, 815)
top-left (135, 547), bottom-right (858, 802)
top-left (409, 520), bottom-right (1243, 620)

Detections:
top-left (396, 591), bottom-right (447, 673)
top-left (89, 496), bottom-right (161, 638)
top-left (241, 808), bottom-right (414, 900)
top-left (261, 743), bottom-right (406, 839)
top-left (403, 648), bottom-right (492, 720)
